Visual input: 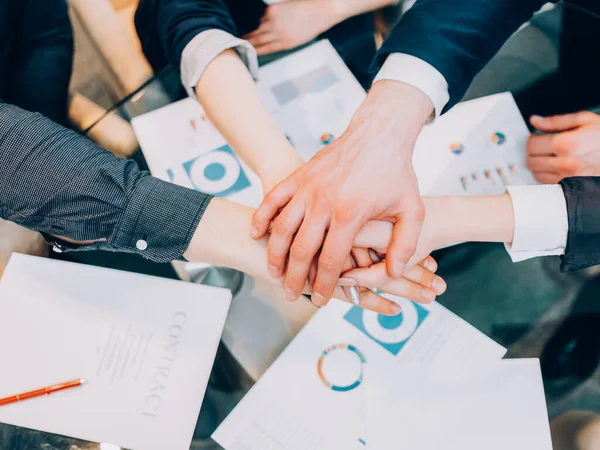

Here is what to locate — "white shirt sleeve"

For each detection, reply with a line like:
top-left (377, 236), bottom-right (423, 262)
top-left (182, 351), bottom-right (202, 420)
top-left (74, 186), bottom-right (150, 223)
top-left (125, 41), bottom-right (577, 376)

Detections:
top-left (372, 53), bottom-right (450, 118)
top-left (180, 29), bottom-right (259, 99)
top-left (505, 184), bottom-right (569, 262)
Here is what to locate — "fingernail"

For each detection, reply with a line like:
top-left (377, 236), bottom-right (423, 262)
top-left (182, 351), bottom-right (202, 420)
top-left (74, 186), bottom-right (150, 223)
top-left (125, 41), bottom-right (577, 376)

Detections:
top-left (337, 277), bottom-right (357, 287)
top-left (251, 226), bottom-right (259, 238)
top-left (531, 115), bottom-right (544, 123)
top-left (348, 286), bottom-right (361, 306)
top-left (269, 265), bottom-right (279, 278)
top-left (312, 292), bottom-right (326, 306)
top-left (284, 287), bottom-right (297, 302)
top-left (421, 288), bottom-right (436, 303)
top-left (390, 303), bottom-right (402, 315)
top-left (424, 258), bottom-right (437, 272)
top-left (433, 277), bottom-right (447, 294)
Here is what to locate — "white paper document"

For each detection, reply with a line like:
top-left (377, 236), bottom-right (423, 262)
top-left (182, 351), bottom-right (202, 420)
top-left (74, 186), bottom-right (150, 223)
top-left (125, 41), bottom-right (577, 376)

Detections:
top-left (212, 297), bottom-right (506, 449)
top-left (422, 93), bottom-right (537, 196)
top-left (365, 359), bottom-right (552, 450)
top-left (0, 254), bottom-right (232, 450)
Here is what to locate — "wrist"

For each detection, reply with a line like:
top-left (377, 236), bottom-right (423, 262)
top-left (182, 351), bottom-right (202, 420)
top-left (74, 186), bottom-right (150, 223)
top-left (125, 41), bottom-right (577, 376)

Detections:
top-left (427, 194), bottom-right (515, 246)
top-left (184, 198), bottom-right (253, 268)
top-left (352, 81), bottom-right (433, 158)
top-left (255, 138), bottom-right (303, 190)
top-left (325, 0), bottom-right (351, 24)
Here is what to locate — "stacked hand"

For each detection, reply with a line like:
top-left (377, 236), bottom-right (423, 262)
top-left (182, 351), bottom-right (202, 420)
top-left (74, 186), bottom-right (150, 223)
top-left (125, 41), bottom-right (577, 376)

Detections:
top-left (528, 111), bottom-right (600, 183)
top-left (252, 81), bottom-right (437, 311)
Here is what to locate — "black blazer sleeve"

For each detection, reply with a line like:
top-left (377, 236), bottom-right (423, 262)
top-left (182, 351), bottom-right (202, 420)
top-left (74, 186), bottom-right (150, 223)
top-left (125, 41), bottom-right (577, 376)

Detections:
top-left (375, 0), bottom-right (549, 112)
top-left (559, 177), bottom-right (600, 271)
top-left (135, 0), bottom-right (238, 72)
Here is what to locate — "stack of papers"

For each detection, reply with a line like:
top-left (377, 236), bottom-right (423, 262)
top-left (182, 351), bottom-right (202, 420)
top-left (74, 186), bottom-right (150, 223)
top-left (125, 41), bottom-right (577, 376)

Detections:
top-left (212, 298), bottom-right (552, 450)
top-left (212, 297), bottom-right (508, 449)
top-left (0, 254), bottom-right (232, 450)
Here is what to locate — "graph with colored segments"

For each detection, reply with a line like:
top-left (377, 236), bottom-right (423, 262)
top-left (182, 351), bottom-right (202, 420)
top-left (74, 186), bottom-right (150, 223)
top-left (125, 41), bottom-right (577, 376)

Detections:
top-left (317, 344), bottom-right (366, 392)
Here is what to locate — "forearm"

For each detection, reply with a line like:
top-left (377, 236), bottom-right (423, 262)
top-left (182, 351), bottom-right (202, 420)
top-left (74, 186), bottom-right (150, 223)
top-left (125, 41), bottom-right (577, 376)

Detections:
top-left (195, 49), bottom-right (303, 190)
top-left (0, 102), bottom-right (212, 262)
top-left (185, 198), bottom-right (347, 296)
top-left (427, 194), bottom-right (515, 246)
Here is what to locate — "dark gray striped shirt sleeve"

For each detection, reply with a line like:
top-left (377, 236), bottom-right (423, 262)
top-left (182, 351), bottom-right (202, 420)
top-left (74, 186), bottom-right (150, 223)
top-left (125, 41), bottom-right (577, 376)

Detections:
top-left (0, 101), bottom-right (213, 263)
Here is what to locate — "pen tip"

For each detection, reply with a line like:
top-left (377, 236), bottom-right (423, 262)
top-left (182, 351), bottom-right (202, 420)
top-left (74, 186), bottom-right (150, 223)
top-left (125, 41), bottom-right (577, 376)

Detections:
top-left (80, 378), bottom-right (87, 385)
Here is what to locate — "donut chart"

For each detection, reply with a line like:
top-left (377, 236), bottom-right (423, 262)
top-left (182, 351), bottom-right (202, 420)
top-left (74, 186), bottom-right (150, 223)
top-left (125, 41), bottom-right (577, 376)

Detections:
top-left (317, 344), bottom-right (366, 392)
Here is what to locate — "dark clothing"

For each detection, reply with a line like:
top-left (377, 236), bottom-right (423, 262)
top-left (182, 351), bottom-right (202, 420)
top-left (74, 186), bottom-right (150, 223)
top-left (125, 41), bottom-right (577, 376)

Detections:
top-left (560, 177), bottom-right (600, 272)
top-left (0, 0), bottom-right (73, 126)
top-left (515, 1), bottom-right (600, 119)
top-left (376, 0), bottom-right (549, 112)
top-left (0, 0), bottom-right (213, 262)
top-left (134, 0), bottom-right (377, 88)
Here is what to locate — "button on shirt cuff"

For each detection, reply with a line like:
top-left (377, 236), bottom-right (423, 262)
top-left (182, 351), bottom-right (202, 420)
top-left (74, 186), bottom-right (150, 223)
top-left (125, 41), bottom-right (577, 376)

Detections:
top-left (110, 176), bottom-right (213, 263)
top-left (372, 53), bottom-right (450, 119)
top-left (505, 184), bottom-right (568, 262)
top-left (180, 29), bottom-right (259, 99)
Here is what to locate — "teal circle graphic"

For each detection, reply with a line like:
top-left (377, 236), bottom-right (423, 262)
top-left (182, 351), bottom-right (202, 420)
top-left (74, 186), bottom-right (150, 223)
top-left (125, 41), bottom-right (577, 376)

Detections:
top-left (378, 313), bottom-right (403, 329)
top-left (204, 163), bottom-right (226, 181)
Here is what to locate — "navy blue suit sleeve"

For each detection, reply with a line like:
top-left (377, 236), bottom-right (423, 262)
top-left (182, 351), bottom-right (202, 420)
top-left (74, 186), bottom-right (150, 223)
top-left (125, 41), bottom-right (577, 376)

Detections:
top-left (135, 0), bottom-right (237, 71)
top-left (375, 0), bottom-right (548, 112)
top-left (559, 177), bottom-right (600, 272)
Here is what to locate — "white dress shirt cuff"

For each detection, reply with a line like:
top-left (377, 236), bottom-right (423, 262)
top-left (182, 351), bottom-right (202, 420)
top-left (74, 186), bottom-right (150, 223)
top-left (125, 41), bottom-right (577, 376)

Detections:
top-left (180, 29), bottom-right (259, 99)
top-left (372, 53), bottom-right (450, 118)
top-left (505, 185), bottom-right (568, 262)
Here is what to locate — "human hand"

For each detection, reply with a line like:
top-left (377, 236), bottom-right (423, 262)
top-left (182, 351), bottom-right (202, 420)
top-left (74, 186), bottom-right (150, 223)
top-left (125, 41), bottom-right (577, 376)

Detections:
top-left (527, 111), bottom-right (600, 183)
top-left (243, 0), bottom-right (343, 55)
top-left (347, 197), bottom-right (455, 287)
top-left (345, 194), bottom-right (515, 288)
top-left (252, 81), bottom-right (434, 306)
top-left (184, 198), bottom-right (443, 316)
top-left (315, 251), bottom-right (444, 315)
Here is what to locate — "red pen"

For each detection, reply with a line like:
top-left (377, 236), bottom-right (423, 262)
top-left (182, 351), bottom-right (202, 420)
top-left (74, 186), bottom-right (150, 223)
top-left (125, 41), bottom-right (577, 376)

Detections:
top-left (0, 378), bottom-right (86, 406)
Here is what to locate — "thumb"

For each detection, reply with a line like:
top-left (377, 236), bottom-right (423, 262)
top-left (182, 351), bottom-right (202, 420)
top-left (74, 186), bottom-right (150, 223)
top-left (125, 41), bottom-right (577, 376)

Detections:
top-left (530, 111), bottom-right (597, 132)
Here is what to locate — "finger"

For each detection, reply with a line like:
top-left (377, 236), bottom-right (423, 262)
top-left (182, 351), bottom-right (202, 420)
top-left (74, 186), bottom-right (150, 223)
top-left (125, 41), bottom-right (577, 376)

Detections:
top-left (242, 24), bottom-right (272, 40)
top-left (267, 198), bottom-right (306, 281)
top-left (380, 276), bottom-right (439, 304)
top-left (312, 219), bottom-right (363, 306)
top-left (247, 32), bottom-right (278, 48)
top-left (344, 264), bottom-right (440, 304)
top-left (422, 255), bottom-right (438, 273)
top-left (526, 155), bottom-right (559, 174)
top-left (253, 178), bottom-right (298, 239)
top-left (533, 172), bottom-right (562, 184)
top-left (526, 133), bottom-right (555, 157)
top-left (351, 248), bottom-right (373, 268)
top-left (386, 204), bottom-right (425, 278)
top-left (254, 41), bottom-right (285, 56)
top-left (342, 261), bottom-right (390, 287)
top-left (343, 257), bottom-right (443, 292)
top-left (402, 264), bottom-right (446, 295)
top-left (531, 111), bottom-right (598, 132)
top-left (528, 154), bottom-right (581, 180)
top-left (282, 210), bottom-right (329, 302)
top-left (338, 286), bottom-right (402, 316)
top-left (353, 220), bottom-right (393, 251)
